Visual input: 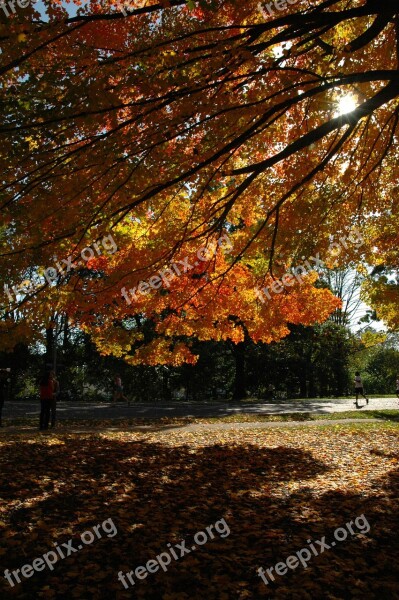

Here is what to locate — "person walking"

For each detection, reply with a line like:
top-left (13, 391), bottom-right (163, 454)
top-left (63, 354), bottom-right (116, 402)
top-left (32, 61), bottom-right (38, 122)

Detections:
top-left (112, 374), bottom-right (128, 403)
top-left (50, 371), bottom-right (59, 428)
top-left (39, 371), bottom-right (54, 430)
top-left (396, 374), bottom-right (399, 404)
top-left (266, 383), bottom-right (275, 401)
top-left (354, 371), bottom-right (368, 408)
top-left (0, 369), bottom-right (10, 427)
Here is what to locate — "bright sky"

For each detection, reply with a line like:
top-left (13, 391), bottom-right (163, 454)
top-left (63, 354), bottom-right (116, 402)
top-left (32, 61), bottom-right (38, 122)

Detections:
top-left (33, 0), bottom-right (93, 19)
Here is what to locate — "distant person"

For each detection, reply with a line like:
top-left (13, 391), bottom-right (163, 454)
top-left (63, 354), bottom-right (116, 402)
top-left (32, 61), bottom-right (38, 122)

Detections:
top-left (39, 371), bottom-right (54, 430)
top-left (50, 371), bottom-right (59, 428)
top-left (354, 372), bottom-right (368, 408)
top-left (396, 375), bottom-right (399, 403)
top-left (0, 369), bottom-right (10, 427)
top-left (266, 383), bottom-right (275, 401)
top-left (112, 374), bottom-right (128, 403)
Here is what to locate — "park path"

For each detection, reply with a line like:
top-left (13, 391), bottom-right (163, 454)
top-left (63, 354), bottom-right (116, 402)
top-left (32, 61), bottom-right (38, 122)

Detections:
top-left (2, 397), bottom-right (399, 422)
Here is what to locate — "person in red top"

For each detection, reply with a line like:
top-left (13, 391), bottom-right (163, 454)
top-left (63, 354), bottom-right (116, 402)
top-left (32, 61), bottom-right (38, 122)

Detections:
top-left (39, 371), bottom-right (54, 430)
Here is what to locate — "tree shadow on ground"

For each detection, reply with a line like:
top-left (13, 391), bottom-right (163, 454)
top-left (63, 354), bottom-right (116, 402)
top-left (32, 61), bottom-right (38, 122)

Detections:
top-left (0, 435), bottom-right (398, 599)
top-left (362, 410), bottom-right (399, 422)
top-left (0, 417), bottom-right (197, 434)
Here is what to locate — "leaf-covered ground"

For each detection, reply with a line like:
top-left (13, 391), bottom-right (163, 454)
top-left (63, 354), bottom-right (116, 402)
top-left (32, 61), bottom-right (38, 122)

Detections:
top-left (1, 422), bottom-right (399, 599)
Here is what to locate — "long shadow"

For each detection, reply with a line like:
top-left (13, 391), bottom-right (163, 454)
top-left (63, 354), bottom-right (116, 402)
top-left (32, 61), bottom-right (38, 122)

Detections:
top-left (0, 418), bottom-right (197, 433)
top-left (362, 410), bottom-right (399, 422)
top-left (0, 436), bottom-right (398, 599)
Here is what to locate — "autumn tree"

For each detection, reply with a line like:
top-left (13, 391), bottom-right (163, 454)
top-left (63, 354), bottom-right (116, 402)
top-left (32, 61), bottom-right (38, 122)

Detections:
top-left (319, 266), bottom-right (365, 327)
top-left (362, 264), bottom-right (399, 330)
top-left (1, 0), bottom-right (398, 362)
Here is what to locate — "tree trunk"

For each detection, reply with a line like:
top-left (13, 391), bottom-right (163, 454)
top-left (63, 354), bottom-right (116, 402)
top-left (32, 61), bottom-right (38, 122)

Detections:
top-left (299, 371), bottom-right (307, 398)
top-left (45, 325), bottom-right (54, 369)
top-left (231, 341), bottom-right (246, 400)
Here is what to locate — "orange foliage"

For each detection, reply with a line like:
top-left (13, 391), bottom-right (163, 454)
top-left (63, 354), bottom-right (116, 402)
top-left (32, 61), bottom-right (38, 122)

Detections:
top-left (1, 0), bottom-right (398, 359)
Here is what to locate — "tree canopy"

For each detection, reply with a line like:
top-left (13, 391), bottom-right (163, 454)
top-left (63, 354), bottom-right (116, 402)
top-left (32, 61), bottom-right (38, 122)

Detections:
top-left (1, 0), bottom-right (398, 362)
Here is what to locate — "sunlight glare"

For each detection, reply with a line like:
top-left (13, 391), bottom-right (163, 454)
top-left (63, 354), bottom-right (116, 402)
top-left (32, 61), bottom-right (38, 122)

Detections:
top-left (336, 95), bottom-right (357, 116)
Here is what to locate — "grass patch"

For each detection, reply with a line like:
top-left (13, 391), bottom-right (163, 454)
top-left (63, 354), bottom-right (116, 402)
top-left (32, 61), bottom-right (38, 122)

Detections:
top-left (197, 409), bottom-right (399, 423)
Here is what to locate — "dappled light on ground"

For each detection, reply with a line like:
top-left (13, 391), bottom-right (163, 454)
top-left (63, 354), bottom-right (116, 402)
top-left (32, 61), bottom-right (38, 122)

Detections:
top-left (1, 425), bottom-right (398, 599)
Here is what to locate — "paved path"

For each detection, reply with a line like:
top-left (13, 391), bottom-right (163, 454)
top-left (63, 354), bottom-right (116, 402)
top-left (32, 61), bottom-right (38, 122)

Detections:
top-left (2, 397), bottom-right (398, 421)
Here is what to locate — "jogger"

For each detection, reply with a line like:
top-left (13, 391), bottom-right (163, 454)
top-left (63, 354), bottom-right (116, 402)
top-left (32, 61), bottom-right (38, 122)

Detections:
top-left (353, 372), bottom-right (368, 408)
